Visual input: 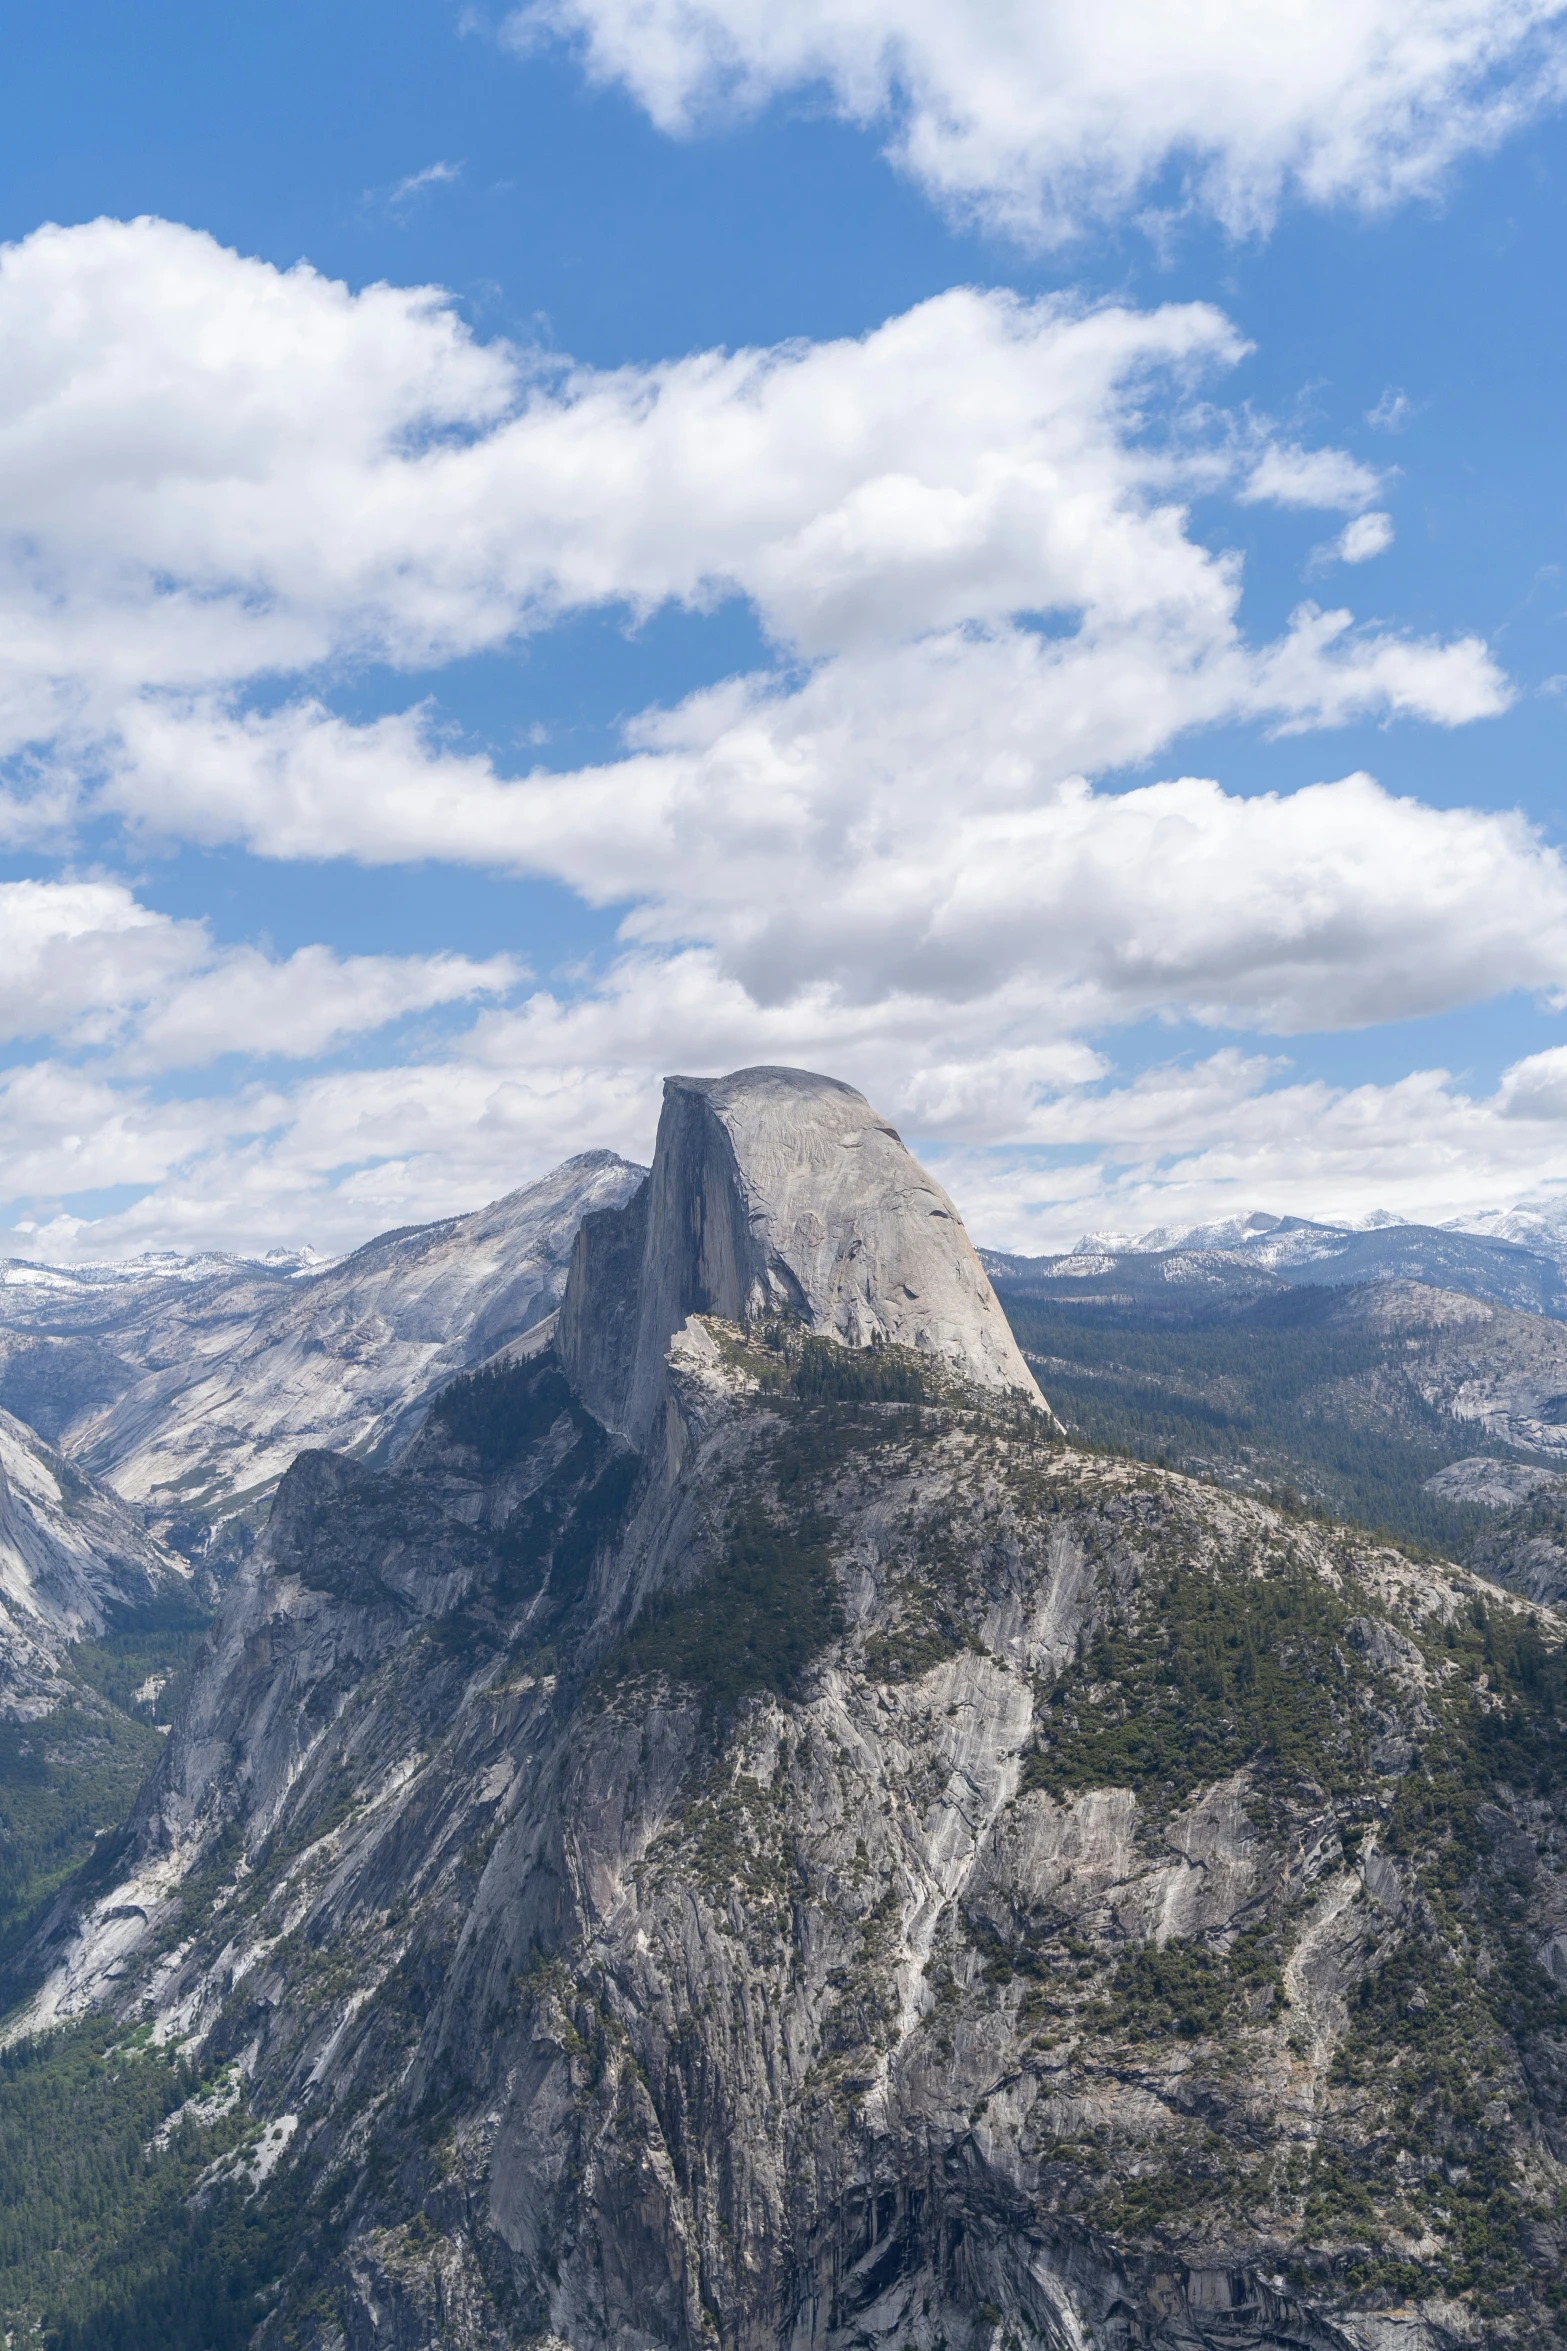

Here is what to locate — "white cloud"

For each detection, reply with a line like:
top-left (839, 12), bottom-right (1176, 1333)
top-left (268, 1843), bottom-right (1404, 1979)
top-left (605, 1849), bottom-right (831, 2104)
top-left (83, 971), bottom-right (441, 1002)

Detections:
top-left (508, 0), bottom-right (1567, 243)
top-left (387, 160), bottom-right (464, 205)
top-left (26, 737), bottom-right (1567, 1248)
top-left (437, 749), bottom-right (1567, 1097)
top-left (928, 1051), bottom-right (1567, 1251)
top-left (0, 879), bottom-right (517, 1070)
top-left (13, 981), bottom-right (1567, 1265)
top-left (1319, 511), bottom-right (1396, 566)
top-left (0, 224), bottom-right (1457, 745)
top-left (0, 227), bottom-right (1499, 988)
top-left (1239, 443), bottom-right (1381, 511)
top-left (130, 942), bottom-right (519, 1070)
top-left (1366, 387), bottom-right (1416, 432)
top-left (0, 1051), bottom-right (661, 1260)
top-left (101, 590), bottom-right (1507, 873)
top-left (0, 220), bottom-right (1545, 1263)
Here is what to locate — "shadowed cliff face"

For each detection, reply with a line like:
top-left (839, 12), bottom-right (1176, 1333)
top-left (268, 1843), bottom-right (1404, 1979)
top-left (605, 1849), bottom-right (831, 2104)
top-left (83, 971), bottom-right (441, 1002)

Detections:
top-left (12, 1071), bottom-right (1567, 2351)
top-left (560, 1067), bottom-right (1044, 1444)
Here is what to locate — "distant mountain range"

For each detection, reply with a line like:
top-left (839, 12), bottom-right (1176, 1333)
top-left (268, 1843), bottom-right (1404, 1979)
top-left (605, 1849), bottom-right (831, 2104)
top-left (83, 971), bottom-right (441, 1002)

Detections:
top-left (983, 1207), bottom-right (1567, 1320)
top-left (1060, 1193), bottom-right (1567, 1266)
top-left (0, 1152), bottom-right (644, 1566)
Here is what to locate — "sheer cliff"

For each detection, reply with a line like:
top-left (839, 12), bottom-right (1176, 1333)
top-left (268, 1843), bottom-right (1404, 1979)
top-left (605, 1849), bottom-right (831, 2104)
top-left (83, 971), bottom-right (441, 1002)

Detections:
top-left (8, 1071), bottom-right (1567, 2351)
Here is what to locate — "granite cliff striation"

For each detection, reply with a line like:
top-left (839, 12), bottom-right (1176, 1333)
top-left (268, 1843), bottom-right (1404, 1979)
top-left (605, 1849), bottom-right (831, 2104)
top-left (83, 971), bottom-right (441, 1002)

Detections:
top-left (9, 1072), bottom-right (1567, 2351)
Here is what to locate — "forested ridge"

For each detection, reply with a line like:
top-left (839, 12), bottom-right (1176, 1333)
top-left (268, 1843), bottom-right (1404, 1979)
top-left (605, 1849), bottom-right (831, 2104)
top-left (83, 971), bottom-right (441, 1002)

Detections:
top-left (992, 1279), bottom-right (1552, 1555)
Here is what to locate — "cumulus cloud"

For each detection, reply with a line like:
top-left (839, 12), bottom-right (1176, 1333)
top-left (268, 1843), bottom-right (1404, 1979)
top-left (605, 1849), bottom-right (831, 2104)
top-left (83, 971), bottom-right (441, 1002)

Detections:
top-left (4, 810), bottom-right (1565, 1260)
top-left (14, 987), bottom-right (1567, 1265)
top-left (0, 227), bottom-right (1504, 1001)
top-left (1317, 511), bottom-right (1396, 566)
top-left (507, 0), bottom-right (1567, 243)
top-left (102, 590), bottom-right (1507, 866)
top-left (0, 223), bottom-right (1467, 744)
top-left (0, 879), bottom-right (518, 1070)
top-left (100, 712), bottom-right (1549, 1046)
top-left (0, 219), bottom-right (1543, 1260)
top-left (931, 1053), bottom-right (1567, 1252)
top-left (1239, 443), bottom-right (1382, 510)
top-left (18, 753), bottom-right (1567, 1257)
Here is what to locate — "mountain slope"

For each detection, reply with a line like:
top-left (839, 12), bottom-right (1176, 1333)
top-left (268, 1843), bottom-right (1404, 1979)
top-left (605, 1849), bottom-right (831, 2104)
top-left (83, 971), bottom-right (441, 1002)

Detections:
top-left (0, 1154), bottom-right (645, 1562)
top-left (9, 1070), bottom-right (1567, 2351)
top-left (0, 1405), bottom-right (183, 1717)
top-left (1452, 1196), bottom-right (1567, 1271)
top-left (985, 1264), bottom-right (1567, 1560)
top-left (0, 1408), bottom-right (205, 1994)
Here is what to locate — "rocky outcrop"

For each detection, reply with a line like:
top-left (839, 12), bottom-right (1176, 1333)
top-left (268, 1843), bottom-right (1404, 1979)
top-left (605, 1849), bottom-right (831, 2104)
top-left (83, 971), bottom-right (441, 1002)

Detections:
top-left (560, 1067), bottom-right (1044, 1443)
top-left (1422, 1457), bottom-right (1565, 1510)
top-left (1349, 1281), bottom-right (1567, 1459)
top-left (28, 1314), bottom-right (1567, 2351)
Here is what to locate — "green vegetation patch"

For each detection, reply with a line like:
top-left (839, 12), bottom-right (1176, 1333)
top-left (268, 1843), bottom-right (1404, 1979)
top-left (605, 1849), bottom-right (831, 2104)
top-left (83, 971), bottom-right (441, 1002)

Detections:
top-left (789, 1336), bottom-right (927, 1405)
top-left (430, 1356), bottom-right (581, 1475)
top-left (601, 1503), bottom-right (843, 1717)
top-left (0, 2018), bottom-right (297, 2351)
top-left (1023, 1555), bottom-right (1367, 1810)
top-left (73, 1588), bottom-right (212, 1726)
top-left (769, 1396), bottom-right (932, 1496)
top-left (994, 1284), bottom-right (1508, 1556)
top-left (0, 1595), bottom-right (213, 2014)
top-left (861, 1617), bottom-right (975, 1682)
top-left (1093, 1929), bottom-right (1284, 2041)
top-left (1081, 2129), bottom-right (1250, 2245)
top-left (0, 1705), bottom-right (162, 1969)
top-left (969, 1904), bottom-right (1282, 2046)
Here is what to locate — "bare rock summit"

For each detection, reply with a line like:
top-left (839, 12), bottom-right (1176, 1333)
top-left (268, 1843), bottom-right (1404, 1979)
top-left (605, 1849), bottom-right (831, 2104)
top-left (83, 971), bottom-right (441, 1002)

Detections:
top-left (560, 1063), bottom-right (1046, 1440)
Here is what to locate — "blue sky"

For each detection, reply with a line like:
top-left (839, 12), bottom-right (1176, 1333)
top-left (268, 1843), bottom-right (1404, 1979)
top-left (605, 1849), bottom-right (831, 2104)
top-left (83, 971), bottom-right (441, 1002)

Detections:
top-left (2, 0), bottom-right (1567, 1257)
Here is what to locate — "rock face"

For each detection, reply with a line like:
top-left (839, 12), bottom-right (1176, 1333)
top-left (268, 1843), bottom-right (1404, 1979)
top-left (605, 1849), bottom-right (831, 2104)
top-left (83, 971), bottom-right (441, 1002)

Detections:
top-left (0, 1153), bottom-right (645, 1559)
top-left (561, 1067), bottom-right (1043, 1443)
top-left (0, 1405), bottom-right (181, 1715)
top-left (15, 1070), bottom-right (1567, 2351)
top-left (1422, 1457), bottom-right (1565, 1510)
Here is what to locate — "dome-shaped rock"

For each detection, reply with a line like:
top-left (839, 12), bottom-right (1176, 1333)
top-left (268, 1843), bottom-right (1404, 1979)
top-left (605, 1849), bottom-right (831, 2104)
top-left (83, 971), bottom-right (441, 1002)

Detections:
top-left (559, 1064), bottom-right (1047, 1441)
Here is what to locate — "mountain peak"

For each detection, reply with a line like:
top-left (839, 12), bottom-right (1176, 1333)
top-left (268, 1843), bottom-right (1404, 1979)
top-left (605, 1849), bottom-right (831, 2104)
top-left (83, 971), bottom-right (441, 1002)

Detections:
top-left (560, 1063), bottom-right (1044, 1441)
